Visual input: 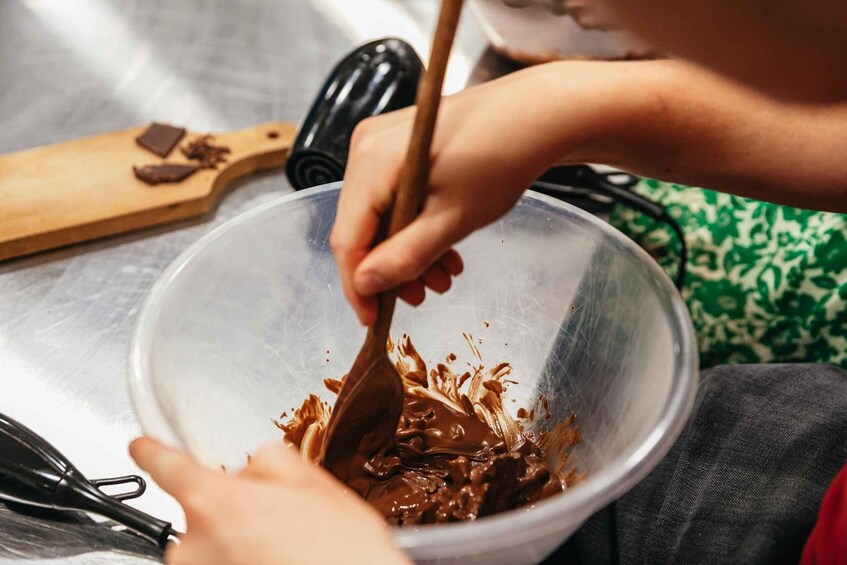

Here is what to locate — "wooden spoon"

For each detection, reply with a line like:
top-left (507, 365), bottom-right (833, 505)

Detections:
top-left (320, 0), bottom-right (465, 479)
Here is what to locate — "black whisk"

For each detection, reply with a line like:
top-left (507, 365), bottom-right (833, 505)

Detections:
top-left (0, 412), bottom-right (178, 548)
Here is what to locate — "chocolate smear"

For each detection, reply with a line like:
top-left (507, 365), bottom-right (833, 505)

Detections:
top-left (133, 163), bottom-right (199, 185)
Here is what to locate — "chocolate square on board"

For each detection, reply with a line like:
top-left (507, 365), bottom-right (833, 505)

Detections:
top-left (135, 123), bottom-right (186, 158)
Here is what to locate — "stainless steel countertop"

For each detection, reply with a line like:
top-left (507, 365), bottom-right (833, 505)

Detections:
top-left (0, 1), bottom-right (509, 562)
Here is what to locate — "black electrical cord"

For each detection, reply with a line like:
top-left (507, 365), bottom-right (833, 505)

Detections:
top-left (660, 210), bottom-right (687, 290)
top-left (532, 170), bottom-right (688, 291)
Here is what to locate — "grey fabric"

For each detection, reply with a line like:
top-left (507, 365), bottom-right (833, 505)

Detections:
top-left (549, 364), bottom-right (847, 565)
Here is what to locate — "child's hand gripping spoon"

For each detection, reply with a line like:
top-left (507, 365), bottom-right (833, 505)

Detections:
top-left (320, 0), bottom-right (465, 479)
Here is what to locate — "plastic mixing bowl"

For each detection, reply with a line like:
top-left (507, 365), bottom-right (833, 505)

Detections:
top-left (129, 182), bottom-right (697, 564)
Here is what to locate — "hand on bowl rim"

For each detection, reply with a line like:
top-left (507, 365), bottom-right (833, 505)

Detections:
top-left (129, 437), bottom-right (409, 565)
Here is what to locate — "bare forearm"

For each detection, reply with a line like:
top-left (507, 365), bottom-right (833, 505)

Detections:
top-left (550, 60), bottom-right (847, 211)
top-left (334, 56), bottom-right (847, 313)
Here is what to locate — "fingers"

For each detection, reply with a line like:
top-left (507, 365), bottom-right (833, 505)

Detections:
top-left (438, 248), bottom-right (464, 278)
top-left (331, 108), bottom-right (468, 323)
top-left (398, 280), bottom-right (426, 306)
top-left (395, 250), bottom-right (463, 307)
top-left (129, 437), bottom-right (207, 499)
top-left (330, 143), bottom-right (398, 326)
top-left (353, 203), bottom-right (467, 297)
top-left (330, 188), bottom-right (383, 326)
top-left (420, 264), bottom-right (451, 294)
top-left (163, 541), bottom-right (180, 565)
top-left (241, 443), bottom-right (315, 483)
top-left (164, 541), bottom-right (193, 565)
top-left (164, 539), bottom-right (224, 565)
top-left (421, 250), bottom-right (464, 294)
top-left (330, 189), bottom-right (385, 326)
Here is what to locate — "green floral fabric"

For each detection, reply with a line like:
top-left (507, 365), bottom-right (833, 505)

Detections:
top-left (610, 179), bottom-right (847, 369)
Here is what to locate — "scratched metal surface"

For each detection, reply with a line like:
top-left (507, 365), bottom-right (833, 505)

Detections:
top-left (0, 1), bottom-right (491, 562)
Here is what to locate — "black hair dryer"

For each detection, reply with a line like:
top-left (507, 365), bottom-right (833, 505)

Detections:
top-left (0, 412), bottom-right (176, 548)
top-left (286, 37), bottom-right (424, 190)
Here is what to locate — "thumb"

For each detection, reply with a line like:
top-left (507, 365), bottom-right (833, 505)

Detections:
top-left (241, 442), bottom-right (316, 483)
top-left (130, 437), bottom-right (210, 499)
top-left (353, 204), bottom-right (464, 296)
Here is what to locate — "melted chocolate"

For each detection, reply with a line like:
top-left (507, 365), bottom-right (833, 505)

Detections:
top-left (277, 335), bottom-right (581, 525)
top-left (357, 394), bottom-right (564, 525)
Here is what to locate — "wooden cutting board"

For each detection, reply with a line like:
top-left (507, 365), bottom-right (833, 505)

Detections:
top-left (0, 121), bottom-right (297, 261)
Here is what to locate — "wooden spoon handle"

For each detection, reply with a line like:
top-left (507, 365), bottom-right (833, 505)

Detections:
top-left (372, 0), bottom-right (465, 340)
top-left (387, 0), bottom-right (464, 238)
